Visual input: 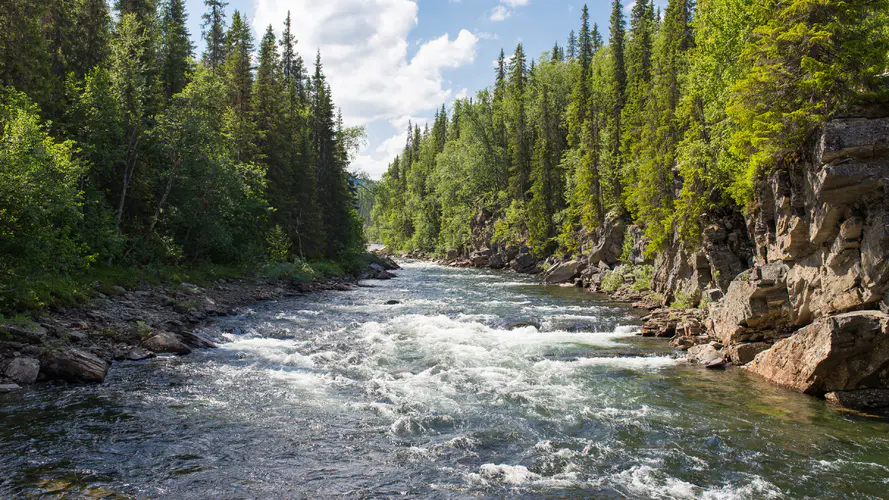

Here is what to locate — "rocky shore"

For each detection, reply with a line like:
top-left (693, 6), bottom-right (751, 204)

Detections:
top-left (396, 114), bottom-right (889, 413)
top-left (0, 258), bottom-right (400, 392)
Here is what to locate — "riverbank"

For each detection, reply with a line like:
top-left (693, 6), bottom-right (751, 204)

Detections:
top-left (0, 256), bottom-right (400, 391)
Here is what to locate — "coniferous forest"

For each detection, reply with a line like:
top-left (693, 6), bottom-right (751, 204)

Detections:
top-left (370, 0), bottom-right (889, 260)
top-left (0, 0), bottom-right (364, 312)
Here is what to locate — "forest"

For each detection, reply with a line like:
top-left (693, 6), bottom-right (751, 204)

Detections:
top-left (370, 0), bottom-right (889, 260)
top-left (0, 0), bottom-right (365, 312)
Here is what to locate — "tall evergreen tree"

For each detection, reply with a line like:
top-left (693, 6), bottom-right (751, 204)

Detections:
top-left (507, 43), bottom-right (530, 202)
top-left (202, 0), bottom-right (227, 71)
top-left (160, 0), bottom-right (192, 99)
top-left (607, 0), bottom-right (627, 207)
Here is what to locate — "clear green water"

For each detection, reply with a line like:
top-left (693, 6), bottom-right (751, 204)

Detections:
top-left (1, 261), bottom-right (888, 498)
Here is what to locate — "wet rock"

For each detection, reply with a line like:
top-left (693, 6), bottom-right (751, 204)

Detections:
top-left (825, 389), bottom-right (889, 410)
top-left (498, 318), bottom-right (540, 330)
top-left (687, 344), bottom-right (725, 366)
top-left (142, 332), bottom-right (192, 355)
top-left (544, 260), bottom-right (582, 284)
top-left (3, 357), bottom-right (40, 385)
top-left (488, 253), bottom-right (506, 270)
top-left (745, 311), bottom-right (889, 395)
top-left (0, 383), bottom-right (21, 392)
top-left (179, 330), bottom-right (218, 349)
top-left (41, 348), bottom-right (109, 383)
top-left (385, 300), bottom-right (401, 305)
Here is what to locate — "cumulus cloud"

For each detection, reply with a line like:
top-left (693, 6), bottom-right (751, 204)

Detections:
top-left (253, 0), bottom-right (478, 126)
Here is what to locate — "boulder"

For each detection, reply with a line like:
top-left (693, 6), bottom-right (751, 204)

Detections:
top-left (178, 330), bottom-right (218, 349)
top-left (510, 253), bottom-right (539, 274)
top-left (488, 253), bottom-right (506, 270)
top-left (544, 260), bottom-right (581, 284)
top-left (745, 311), bottom-right (889, 395)
top-left (142, 332), bottom-right (192, 355)
top-left (723, 342), bottom-right (771, 366)
top-left (587, 215), bottom-right (628, 267)
top-left (0, 322), bottom-right (48, 345)
top-left (3, 357), bottom-right (40, 385)
top-left (41, 348), bottom-right (109, 383)
top-left (0, 383), bottom-right (21, 392)
top-left (687, 344), bottom-right (725, 366)
top-left (707, 264), bottom-right (793, 345)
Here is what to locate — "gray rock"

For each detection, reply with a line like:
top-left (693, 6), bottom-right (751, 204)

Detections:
top-left (127, 347), bottom-right (156, 361)
top-left (510, 253), bottom-right (539, 274)
top-left (544, 260), bottom-right (582, 284)
top-left (686, 344), bottom-right (725, 366)
top-left (41, 348), bottom-right (109, 383)
top-left (0, 322), bottom-right (48, 345)
top-left (4, 357), bottom-right (40, 385)
top-left (0, 383), bottom-right (22, 392)
top-left (142, 332), bottom-right (192, 355)
top-left (179, 330), bottom-right (218, 349)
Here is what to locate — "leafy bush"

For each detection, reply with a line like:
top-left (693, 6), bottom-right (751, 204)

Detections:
top-left (670, 291), bottom-right (697, 309)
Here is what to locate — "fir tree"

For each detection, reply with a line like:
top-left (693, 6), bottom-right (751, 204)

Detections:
top-left (160, 0), bottom-right (192, 99)
top-left (202, 0), bottom-right (227, 71)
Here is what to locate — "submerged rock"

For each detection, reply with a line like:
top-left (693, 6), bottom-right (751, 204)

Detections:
top-left (41, 348), bottom-right (109, 383)
top-left (142, 332), bottom-right (192, 355)
top-left (825, 389), bottom-right (889, 410)
top-left (745, 311), bottom-right (889, 395)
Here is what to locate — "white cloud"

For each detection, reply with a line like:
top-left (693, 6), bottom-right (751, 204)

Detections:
top-left (253, 0), bottom-right (478, 126)
top-left (489, 0), bottom-right (530, 22)
top-left (490, 5), bottom-right (510, 21)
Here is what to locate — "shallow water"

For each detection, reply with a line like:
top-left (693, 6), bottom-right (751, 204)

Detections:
top-left (2, 261), bottom-right (889, 499)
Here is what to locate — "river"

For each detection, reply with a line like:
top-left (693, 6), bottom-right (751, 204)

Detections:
top-left (2, 261), bottom-right (889, 498)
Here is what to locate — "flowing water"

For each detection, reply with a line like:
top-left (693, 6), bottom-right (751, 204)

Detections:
top-left (2, 261), bottom-right (889, 499)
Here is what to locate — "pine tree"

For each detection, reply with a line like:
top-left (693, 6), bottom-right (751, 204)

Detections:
top-left (160, 0), bottom-right (192, 99)
top-left (567, 30), bottom-right (577, 60)
top-left (202, 0), bottom-right (227, 71)
top-left (71, 0), bottom-right (112, 78)
top-left (607, 0), bottom-right (627, 207)
top-left (507, 43), bottom-right (531, 202)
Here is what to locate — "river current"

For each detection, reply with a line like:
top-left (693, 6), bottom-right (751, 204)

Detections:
top-left (2, 261), bottom-right (889, 498)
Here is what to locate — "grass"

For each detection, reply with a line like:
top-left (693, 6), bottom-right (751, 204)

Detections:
top-left (1, 252), bottom-right (384, 316)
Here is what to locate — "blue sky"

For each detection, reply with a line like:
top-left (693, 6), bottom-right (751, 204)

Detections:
top-left (181, 0), bottom-right (640, 178)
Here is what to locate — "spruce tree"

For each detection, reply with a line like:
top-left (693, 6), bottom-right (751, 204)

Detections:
top-left (160, 0), bottom-right (192, 99)
top-left (202, 0), bottom-right (227, 71)
top-left (507, 43), bottom-right (530, 202)
top-left (607, 0), bottom-right (627, 207)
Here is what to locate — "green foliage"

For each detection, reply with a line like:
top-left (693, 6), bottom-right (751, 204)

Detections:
top-left (670, 291), bottom-right (697, 309)
top-left (601, 264), bottom-right (653, 292)
top-left (0, 1), bottom-right (367, 312)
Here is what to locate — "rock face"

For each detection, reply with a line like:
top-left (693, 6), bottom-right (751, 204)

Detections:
top-left (544, 260), bottom-right (582, 284)
top-left (41, 348), bottom-right (109, 383)
top-left (691, 116), bottom-right (889, 406)
top-left (707, 264), bottom-right (794, 345)
top-left (3, 357), bottom-right (40, 385)
top-left (745, 312), bottom-right (889, 395)
top-left (510, 252), bottom-right (539, 274)
top-left (142, 332), bottom-right (192, 355)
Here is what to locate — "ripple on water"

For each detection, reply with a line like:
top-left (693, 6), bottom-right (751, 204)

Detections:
top-left (3, 261), bottom-right (889, 499)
